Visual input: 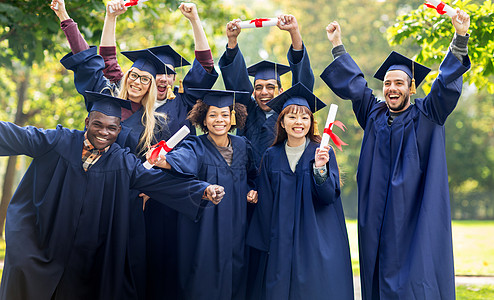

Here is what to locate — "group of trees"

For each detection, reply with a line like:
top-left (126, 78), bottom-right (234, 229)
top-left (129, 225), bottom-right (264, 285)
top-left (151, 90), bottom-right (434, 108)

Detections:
top-left (0, 0), bottom-right (492, 235)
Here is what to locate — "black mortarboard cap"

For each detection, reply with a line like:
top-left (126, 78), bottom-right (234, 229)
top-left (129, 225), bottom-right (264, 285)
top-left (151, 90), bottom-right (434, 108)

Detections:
top-left (247, 60), bottom-right (291, 82)
top-left (189, 88), bottom-right (251, 108)
top-left (374, 51), bottom-right (431, 87)
top-left (267, 82), bottom-right (326, 114)
top-left (148, 45), bottom-right (191, 69)
top-left (85, 91), bottom-right (132, 119)
top-left (121, 49), bottom-right (175, 78)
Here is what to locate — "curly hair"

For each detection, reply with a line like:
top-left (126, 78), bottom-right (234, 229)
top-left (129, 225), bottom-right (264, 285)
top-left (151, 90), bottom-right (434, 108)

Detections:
top-left (187, 100), bottom-right (248, 133)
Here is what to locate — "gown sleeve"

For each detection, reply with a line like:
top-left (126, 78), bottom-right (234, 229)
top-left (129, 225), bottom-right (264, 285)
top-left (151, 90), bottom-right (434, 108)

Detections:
top-left (246, 152), bottom-right (274, 252)
top-left (311, 146), bottom-right (341, 206)
top-left (414, 51), bottom-right (471, 125)
top-left (0, 122), bottom-right (63, 158)
top-left (219, 45), bottom-right (254, 95)
top-left (320, 53), bottom-right (380, 130)
top-left (179, 59), bottom-right (219, 109)
top-left (130, 158), bottom-right (209, 221)
top-left (287, 43), bottom-right (314, 91)
top-left (162, 137), bottom-right (202, 176)
top-left (60, 47), bottom-right (116, 110)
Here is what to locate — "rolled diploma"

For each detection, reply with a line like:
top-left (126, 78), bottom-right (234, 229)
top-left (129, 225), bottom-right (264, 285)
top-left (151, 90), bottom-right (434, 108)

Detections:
top-left (143, 125), bottom-right (190, 169)
top-left (232, 18), bottom-right (282, 30)
top-left (426, 0), bottom-right (457, 18)
top-left (109, 0), bottom-right (148, 13)
top-left (320, 104), bottom-right (338, 147)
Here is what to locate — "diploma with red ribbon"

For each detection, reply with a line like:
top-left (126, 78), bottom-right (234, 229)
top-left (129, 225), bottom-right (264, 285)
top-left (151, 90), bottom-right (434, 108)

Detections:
top-left (143, 125), bottom-right (190, 169)
top-left (109, 0), bottom-right (149, 13)
top-left (424, 0), bottom-right (457, 18)
top-left (233, 18), bottom-right (281, 29)
top-left (320, 104), bottom-right (348, 151)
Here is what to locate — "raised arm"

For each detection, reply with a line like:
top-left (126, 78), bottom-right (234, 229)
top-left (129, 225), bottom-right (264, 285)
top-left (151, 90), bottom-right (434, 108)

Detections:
top-left (99, 0), bottom-right (127, 83)
top-left (278, 14), bottom-right (314, 90)
top-left (320, 21), bottom-right (378, 129)
top-left (415, 10), bottom-right (471, 125)
top-left (0, 122), bottom-right (62, 158)
top-left (179, 3), bottom-right (209, 51)
top-left (51, 0), bottom-right (89, 55)
top-left (218, 19), bottom-right (254, 95)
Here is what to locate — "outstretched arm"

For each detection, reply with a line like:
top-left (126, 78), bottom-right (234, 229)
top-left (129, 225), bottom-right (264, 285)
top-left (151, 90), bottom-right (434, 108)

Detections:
top-left (180, 3), bottom-right (209, 51)
top-left (51, 0), bottom-right (89, 54)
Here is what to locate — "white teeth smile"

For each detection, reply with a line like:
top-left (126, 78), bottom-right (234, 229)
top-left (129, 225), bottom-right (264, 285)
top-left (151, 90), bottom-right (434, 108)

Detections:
top-left (131, 86), bottom-right (141, 91)
top-left (96, 137), bottom-right (107, 141)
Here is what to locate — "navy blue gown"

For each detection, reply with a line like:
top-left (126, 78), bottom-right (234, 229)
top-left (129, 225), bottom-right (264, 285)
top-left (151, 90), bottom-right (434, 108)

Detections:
top-left (0, 122), bottom-right (210, 300)
top-left (60, 46), bottom-right (167, 299)
top-left (246, 141), bottom-right (354, 300)
top-left (320, 51), bottom-right (470, 299)
top-left (144, 60), bottom-right (218, 300)
top-left (164, 134), bottom-right (257, 299)
top-left (219, 45), bottom-right (314, 163)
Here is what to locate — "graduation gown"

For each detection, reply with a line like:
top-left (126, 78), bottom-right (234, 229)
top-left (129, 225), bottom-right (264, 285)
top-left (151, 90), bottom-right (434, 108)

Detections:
top-left (144, 60), bottom-right (218, 300)
top-left (164, 134), bottom-right (257, 300)
top-left (320, 51), bottom-right (471, 299)
top-left (61, 47), bottom-right (166, 299)
top-left (219, 45), bottom-right (314, 163)
top-left (0, 122), bottom-right (210, 300)
top-left (246, 141), bottom-right (354, 300)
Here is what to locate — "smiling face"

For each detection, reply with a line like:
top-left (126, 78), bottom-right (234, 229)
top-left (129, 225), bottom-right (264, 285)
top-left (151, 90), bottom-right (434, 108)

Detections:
top-left (281, 107), bottom-right (311, 146)
top-left (204, 105), bottom-right (232, 138)
top-left (253, 79), bottom-right (283, 112)
top-left (126, 68), bottom-right (153, 103)
top-left (155, 64), bottom-right (176, 101)
top-left (383, 70), bottom-right (411, 113)
top-left (85, 111), bottom-right (121, 150)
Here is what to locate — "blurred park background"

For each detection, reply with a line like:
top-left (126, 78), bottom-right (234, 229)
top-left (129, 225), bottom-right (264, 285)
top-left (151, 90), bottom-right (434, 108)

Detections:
top-left (0, 0), bottom-right (492, 298)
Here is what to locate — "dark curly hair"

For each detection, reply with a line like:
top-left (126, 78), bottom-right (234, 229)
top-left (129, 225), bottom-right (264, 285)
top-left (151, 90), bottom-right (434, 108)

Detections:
top-left (187, 100), bottom-right (248, 133)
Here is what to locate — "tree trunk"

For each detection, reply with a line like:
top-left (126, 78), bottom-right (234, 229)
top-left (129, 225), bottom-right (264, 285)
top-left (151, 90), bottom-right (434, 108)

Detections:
top-left (0, 66), bottom-right (29, 238)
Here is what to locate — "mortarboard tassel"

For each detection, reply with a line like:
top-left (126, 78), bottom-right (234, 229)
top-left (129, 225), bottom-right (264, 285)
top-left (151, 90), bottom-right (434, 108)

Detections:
top-left (178, 59), bottom-right (184, 93)
top-left (410, 61), bottom-right (416, 95)
top-left (274, 63), bottom-right (279, 95)
top-left (231, 92), bottom-right (236, 125)
top-left (313, 119), bottom-right (320, 136)
top-left (231, 109), bottom-right (236, 126)
top-left (178, 79), bottom-right (184, 93)
top-left (167, 85), bottom-right (176, 100)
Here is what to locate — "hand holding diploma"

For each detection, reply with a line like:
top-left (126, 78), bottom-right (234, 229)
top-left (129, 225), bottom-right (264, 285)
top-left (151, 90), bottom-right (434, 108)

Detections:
top-left (109, 0), bottom-right (148, 13)
top-left (320, 104), bottom-right (347, 151)
top-left (143, 125), bottom-right (190, 169)
top-left (315, 145), bottom-right (331, 168)
top-left (50, 0), bottom-right (69, 21)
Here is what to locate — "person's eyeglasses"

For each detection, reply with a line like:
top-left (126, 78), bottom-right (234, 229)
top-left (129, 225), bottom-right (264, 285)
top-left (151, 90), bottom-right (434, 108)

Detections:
top-left (128, 72), bottom-right (152, 85)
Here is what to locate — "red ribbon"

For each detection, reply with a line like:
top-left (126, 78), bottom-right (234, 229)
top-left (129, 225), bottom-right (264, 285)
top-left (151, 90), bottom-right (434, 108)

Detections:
top-left (249, 18), bottom-right (271, 27)
top-left (323, 120), bottom-right (348, 151)
top-left (125, 0), bottom-right (140, 7)
top-left (424, 1), bottom-right (447, 15)
top-left (149, 140), bottom-right (173, 162)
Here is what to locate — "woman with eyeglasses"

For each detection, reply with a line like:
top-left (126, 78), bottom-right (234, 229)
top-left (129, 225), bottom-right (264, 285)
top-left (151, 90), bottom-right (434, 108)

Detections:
top-left (51, 0), bottom-right (168, 157)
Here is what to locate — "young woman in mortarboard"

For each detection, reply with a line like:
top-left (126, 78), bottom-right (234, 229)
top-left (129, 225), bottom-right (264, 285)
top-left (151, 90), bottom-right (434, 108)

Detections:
top-left (246, 83), bottom-right (354, 300)
top-left (146, 89), bottom-right (259, 300)
top-left (51, 0), bottom-right (168, 158)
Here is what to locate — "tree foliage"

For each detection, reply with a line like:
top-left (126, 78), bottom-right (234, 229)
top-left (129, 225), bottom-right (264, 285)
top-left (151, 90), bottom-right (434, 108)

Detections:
top-left (388, 0), bottom-right (494, 93)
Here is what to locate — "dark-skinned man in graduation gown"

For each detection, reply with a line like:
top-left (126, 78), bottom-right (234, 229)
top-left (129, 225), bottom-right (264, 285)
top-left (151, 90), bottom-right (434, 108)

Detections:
top-left (0, 92), bottom-right (224, 300)
top-left (320, 10), bottom-right (471, 300)
top-left (219, 14), bottom-right (314, 164)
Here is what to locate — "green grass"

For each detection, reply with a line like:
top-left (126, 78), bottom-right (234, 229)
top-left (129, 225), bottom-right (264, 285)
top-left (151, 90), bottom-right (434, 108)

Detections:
top-left (457, 285), bottom-right (494, 299)
top-left (346, 219), bottom-right (494, 276)
top-left (452, 220), bottom-right (494, 275)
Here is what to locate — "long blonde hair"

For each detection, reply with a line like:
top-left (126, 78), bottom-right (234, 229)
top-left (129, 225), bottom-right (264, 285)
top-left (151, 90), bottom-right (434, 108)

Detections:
top-left (118, 68), bottom-right (166, 155)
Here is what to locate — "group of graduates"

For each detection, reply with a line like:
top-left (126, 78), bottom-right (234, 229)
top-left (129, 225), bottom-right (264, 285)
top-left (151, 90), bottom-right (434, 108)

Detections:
top-left (0, 0), bottom-right (471, 299)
